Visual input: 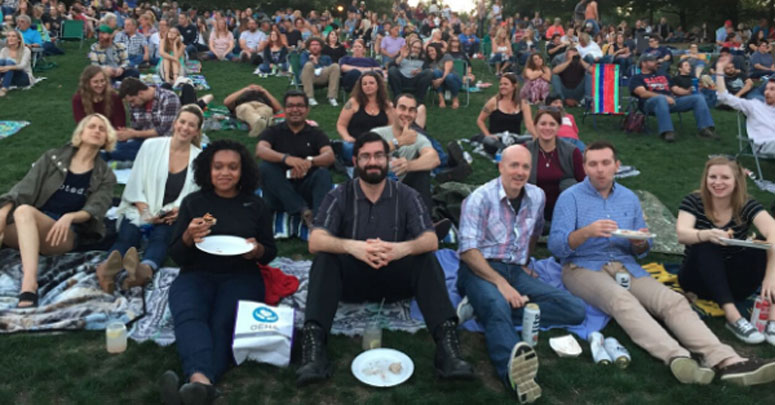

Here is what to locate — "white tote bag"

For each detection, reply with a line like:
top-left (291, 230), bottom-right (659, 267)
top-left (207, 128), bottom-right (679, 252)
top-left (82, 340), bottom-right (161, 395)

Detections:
top-left (232, 300), bottom-right (295, 367)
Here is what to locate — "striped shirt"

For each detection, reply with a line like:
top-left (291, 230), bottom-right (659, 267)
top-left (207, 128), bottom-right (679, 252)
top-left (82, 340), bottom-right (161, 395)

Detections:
top-left (548, 177), bottom-right (651, 278)
top-left (458, 178), bottom-right (545, 265)
top-left (114, 31), bottom-right (147, 57)
top-left (679, 193), bottom-right (764, 256)
top-left (88, 42), bottom-right (130, 69)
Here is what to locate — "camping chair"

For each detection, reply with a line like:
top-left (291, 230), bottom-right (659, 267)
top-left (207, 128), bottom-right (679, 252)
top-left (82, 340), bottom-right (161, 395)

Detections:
top-left (287, 50), bottom-right (347, 102)
top-left (621, 66), bottom-right (683, 134)
top-left (735, 111), bottom-right (774, 181)
top-left (60, 20), bottom-right (84, 49)
top-left (582, 64), bottom-right (624, 129)
top-left (453, 59), bottom-right (470, 107)
top-left (481, 34), bottom-right (493, 73)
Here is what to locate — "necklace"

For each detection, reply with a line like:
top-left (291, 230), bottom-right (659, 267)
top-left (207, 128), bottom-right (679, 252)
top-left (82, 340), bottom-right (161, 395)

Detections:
top-left (539, 147), bottom-right (555, 168)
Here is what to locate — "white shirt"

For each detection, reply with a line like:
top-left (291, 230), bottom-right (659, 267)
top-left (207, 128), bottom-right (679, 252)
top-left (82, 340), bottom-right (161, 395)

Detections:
top-left (718, 91), bottom-right (775, 145)
top-left (576, 41), bottom-right (603, 59)
top-left (240, 30), bottom-right (267, 51)
top-left (149, 32), bottom-right (161, 59)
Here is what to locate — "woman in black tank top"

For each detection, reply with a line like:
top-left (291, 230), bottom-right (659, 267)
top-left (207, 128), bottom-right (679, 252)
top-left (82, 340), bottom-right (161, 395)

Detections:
top-left (336, 72), bottom-right (394, 163)
top-left (476, 73), bottom-right (534, 137)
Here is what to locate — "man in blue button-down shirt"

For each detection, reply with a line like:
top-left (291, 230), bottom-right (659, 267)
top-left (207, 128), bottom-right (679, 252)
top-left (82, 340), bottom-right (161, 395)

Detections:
top-left (458, 145), bottom-right (585, 403)
top-left (549, 140), bottom-right (772, 385)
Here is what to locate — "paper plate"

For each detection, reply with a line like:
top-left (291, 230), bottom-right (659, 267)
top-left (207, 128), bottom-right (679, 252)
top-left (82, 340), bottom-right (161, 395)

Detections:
top-left (351, 348), bottom-right (414, 387)
top-left (549, 335), bottom-right (583, 358)
top-left (612, 229), bottom-right (656, 240)
top-left (195, 235), bottom-right (253, 256)
top-left (719, 238), bottom-right (773, 250)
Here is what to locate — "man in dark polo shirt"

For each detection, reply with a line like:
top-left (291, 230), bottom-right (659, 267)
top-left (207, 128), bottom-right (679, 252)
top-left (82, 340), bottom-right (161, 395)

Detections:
top-left (551, 48), bottom-right (592, 107)
top-left (296, 132), bottom-right (474, 386)
top-left (255, 90), bottom-right (335, 227)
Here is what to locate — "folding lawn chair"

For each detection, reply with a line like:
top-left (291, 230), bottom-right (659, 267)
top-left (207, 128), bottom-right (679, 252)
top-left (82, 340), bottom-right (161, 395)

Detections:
top-left (453, 59), bottom-right (471, 107)
top-left (582, 64), bottom-right (624, 129)
top-left (735, 111), bottom-right (775, 181)
top-left (287, 50), bottom-right (347, 103)
top-left (60, 20), bottom-right (85, 49)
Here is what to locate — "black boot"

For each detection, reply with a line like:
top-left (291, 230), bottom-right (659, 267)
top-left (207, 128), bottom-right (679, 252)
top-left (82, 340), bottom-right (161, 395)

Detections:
top-left (433, 319), bottom-right (475, 379)
top-left (296, 322), bottom-right (333, 386)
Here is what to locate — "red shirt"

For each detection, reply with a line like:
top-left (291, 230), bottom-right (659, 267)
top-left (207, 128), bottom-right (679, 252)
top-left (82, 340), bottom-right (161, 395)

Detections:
top-left (72, 92), bottom-right (127, 129)
top-left (536, 147), bottom-right (585, 220)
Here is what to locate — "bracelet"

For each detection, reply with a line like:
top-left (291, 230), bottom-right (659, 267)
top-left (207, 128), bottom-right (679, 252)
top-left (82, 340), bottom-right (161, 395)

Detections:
top-left (696, 230), bottom-right (702, 242)
top-left (281, 153), bottom-right (289, 164)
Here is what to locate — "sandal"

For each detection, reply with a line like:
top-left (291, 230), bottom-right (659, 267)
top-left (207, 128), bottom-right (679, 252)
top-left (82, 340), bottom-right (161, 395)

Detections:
top-left (17, 291), bottom-right (38, 308)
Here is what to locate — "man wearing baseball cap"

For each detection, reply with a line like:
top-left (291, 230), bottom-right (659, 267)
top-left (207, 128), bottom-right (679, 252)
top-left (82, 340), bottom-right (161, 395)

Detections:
top-left (88, 24), bottom-right (141, 82)
top-left (716, 20), bottom-right (734, 46)
top-left (629, 53), bottom-right (716, 142)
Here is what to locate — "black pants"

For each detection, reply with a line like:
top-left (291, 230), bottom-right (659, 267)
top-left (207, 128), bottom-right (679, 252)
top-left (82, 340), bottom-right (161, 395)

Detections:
top-left (160, 83), bottom-right (206, 109)
top-left (258, 161), bottom-right (332, 215)
top-left (678, 242), bottom-right (767, 305)
top-left (304, 252), bottom-right (456, 333)
top-left (388, 67), bottom-right (433, 104)
top-left (402, 170), bottom-right (433, 213)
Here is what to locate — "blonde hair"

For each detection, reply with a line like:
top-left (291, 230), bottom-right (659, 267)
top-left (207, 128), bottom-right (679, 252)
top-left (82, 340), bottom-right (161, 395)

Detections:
top-left (71, 114), bottom-right (117, 152)
top-left (698, 156), bottom-right (748, 225)
top-left (174, 104), bottom-right (204, 147)
top-left (3, 30), bottom-right (26, 64)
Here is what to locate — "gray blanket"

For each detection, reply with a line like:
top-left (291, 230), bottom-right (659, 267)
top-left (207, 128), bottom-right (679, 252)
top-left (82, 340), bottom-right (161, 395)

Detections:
top-left (0, 249), bottom-right (144, 332)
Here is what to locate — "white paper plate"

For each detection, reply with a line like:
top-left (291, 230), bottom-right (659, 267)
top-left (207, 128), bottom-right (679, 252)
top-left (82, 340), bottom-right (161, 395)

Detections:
top-left (195, 235), bottom-right (253, 256)
top-left (719, 238), bottom-right (773, 250)
top-left (351, 348), bottom-right (414, 387)
top-left (612, 229), bottom-right (656, 240)
top-left (549, 335), bottom-right (583, 358)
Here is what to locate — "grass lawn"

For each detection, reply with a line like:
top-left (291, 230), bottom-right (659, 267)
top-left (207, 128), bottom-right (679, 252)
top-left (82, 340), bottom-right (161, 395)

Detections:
top-left (2, 41), bottom-right (775, 404)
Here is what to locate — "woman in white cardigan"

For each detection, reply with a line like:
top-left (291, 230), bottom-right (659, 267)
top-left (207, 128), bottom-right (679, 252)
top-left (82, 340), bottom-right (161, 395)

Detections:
top-left (96, 105), bottom-right (204, 293)
top-left (0, 30), bottom-right (34, 97)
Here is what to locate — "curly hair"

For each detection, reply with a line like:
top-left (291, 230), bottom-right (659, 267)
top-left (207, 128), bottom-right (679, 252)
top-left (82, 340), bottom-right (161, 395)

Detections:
top-left (350, 71), bottom-right (390, 113)
top-left (77, 65), bottom-right (116, 118)
top-left (192, 139), bottom-right (260, 195)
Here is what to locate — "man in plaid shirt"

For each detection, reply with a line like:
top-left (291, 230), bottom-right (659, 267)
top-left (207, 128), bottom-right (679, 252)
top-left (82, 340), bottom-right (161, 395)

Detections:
top-left (108, 78), bottom-right (182, 161)
top-left (88, 24), bottom-right (140, 82)
top-left (114, 18), bottom-right (149, 68)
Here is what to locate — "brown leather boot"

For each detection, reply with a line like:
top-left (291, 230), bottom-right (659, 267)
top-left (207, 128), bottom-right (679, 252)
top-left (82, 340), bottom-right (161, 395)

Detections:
top-left (123, 263), bottom-right (153, 289)
top-left (96, 250), bottom-right (123, 293)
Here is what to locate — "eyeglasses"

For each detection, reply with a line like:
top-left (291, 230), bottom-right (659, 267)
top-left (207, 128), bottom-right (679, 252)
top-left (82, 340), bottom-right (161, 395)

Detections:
top-left (356, 152), bottom-right (387, 163)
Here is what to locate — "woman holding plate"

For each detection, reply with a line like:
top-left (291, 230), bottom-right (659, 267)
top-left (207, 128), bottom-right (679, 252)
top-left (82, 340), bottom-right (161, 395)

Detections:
top-left (160, 139), bottom-right (277, 405)
top-left (676, 155), bottom-right (775, 346)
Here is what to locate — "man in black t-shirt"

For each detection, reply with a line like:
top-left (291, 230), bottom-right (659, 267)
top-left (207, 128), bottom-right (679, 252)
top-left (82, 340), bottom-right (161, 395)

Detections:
top-left (176, 14), bottom-right (198, 59)
top-left (255, 90), bottom-right (335, 227)
top-left (550, 48), bottom-right (592, 107)
top-left (629, 53), bottom-right (716, 142)
top-left (296, 132), bottom-right (474, 387)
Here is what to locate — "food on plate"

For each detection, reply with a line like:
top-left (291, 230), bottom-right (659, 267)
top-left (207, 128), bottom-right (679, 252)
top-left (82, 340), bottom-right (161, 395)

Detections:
top-left (203, 212), bottom-right (217, 226)
top-left (389, 362), bottom-right (403, 374)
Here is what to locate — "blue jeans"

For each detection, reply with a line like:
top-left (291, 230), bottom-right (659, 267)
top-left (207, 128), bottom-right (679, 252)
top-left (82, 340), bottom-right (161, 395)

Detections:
top-left (655, 62), bottom-right (671, 76)
top-left (584, 19), bottom-right (600, 36)
top-left (128, 54), bottom-right (145, 68)
top-left (432, 69), bottom-right (462, 97)
top-left (258, 161), bottom-right (332, 215)
top-left (0, 59), bottom-right (31, 89)
top-left (457, 260), bottom-right (586, 384)
top-left (43, 41), bottom-right (64, 55)
top-left (643, 94), bottom-right (714, 134)
top-left (583, 55), bottom-right (612, 65)
top-left (551, 74), bottom-right (591, 101)
top-left (258, 61), bottom-right (288, 73)
top-left (101, 139), bottom-right (144, 162)
top-left (169, 270), bottom-right (265, 383)
top-left (614, 57), bottom-right (632, 77)
top-left (108, 217), bottom-right (173, 269)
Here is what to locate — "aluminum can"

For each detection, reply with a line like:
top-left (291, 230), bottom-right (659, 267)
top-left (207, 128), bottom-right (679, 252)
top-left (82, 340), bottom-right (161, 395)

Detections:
top-left (615, 272), bottom-right (631, 290)
top-left (522, 303), bottom-right (540, 347)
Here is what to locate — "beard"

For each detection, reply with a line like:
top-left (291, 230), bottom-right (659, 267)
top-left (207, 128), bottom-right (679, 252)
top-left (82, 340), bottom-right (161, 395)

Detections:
top-left (358, 163), bottom-right (388, 184)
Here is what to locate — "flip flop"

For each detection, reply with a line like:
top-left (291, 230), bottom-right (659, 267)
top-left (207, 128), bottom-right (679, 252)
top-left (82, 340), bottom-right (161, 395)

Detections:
top-left (17, 291), bottom-right (38, 308)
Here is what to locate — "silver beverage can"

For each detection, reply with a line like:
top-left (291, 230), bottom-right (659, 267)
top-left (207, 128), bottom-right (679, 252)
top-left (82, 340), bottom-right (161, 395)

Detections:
top-left (521, 303), bottom-right (540, 347)
top-left (615, 272), bottom-right (631, 290)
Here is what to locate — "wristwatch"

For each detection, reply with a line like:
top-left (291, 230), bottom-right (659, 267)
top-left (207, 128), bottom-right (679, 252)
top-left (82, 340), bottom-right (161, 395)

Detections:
top-left (392, 138), bottom-right (400, 150)
top-left (306, 156), bottom-right (314, 162)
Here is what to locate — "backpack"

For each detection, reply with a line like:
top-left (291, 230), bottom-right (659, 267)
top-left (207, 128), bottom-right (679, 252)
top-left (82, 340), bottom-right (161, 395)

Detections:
top-left (431, 181), bottom-right (478, 225)
top-left (621, 110), bottom-right (646, 133)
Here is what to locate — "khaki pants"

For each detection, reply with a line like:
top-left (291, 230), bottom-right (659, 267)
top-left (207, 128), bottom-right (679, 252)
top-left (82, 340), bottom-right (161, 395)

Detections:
top-left (301, 62), bottom-right (340, 99)
top-left (562, 262), bottom-right (739, 368)
top-left (235, 101), bottom-right (274, 137)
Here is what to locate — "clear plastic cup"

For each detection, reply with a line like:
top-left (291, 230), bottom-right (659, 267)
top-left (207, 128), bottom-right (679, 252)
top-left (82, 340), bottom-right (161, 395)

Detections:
top-left (105, 321), bottom-right (127, 354)
top-left (362, 320), bottom-right (382, 351)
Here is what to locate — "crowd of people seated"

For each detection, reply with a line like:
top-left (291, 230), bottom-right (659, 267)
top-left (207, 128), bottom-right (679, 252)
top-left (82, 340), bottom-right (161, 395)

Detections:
top-left (4, 1), bottom-right (775, 405)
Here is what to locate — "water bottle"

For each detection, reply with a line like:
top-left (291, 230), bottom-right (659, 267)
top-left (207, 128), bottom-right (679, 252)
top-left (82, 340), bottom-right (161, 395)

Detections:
top-left (494, 150), bottom-right (502, 163)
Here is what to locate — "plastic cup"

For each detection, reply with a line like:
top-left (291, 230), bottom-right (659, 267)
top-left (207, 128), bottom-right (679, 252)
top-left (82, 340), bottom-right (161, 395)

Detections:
top-left (105, 321), bottom-right (127, 354)
top-left (362, 321), bottom-right (382, 351)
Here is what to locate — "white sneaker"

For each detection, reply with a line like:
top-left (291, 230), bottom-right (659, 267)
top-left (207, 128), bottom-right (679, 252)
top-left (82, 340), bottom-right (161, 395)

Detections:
top-left (603, 337), bottom-right (631, 369)
top-left (726, 318), bottom-right (766, 344)
top-left (308, 98), bottom-right (319, 107)
top-left (508, 342), bottom-right (541, 404)
top-left (253, 67), bottom-right (262, 75)
top-left (764, 321), bottom-right (775, 346)
top-left (456, 296), bottom-right (475, 324)
top-left (589, 332), bottom-right (612, 365)
top-left (328, 98), bottom-right (339, 107)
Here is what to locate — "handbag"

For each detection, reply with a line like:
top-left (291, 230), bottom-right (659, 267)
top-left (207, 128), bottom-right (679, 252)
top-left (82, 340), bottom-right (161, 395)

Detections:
top-left (232, 300), bottom-right (295, 367)
top-left (621, 110), bottom-right (646, 133)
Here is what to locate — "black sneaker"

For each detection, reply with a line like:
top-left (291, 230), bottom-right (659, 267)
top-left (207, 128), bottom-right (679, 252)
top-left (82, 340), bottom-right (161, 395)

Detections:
top-left (697, 127), bottom-right (720, 140)
top-left (296, 322), bottom-right (333, 386)
top-left (660, 131), bottom-right (676, 142)
top-left (178, 382), bottom-right (219, 405)
top-left (159, 370), bottom-right (181, 405)
top-left (719, 359), bottom-right (775, 386)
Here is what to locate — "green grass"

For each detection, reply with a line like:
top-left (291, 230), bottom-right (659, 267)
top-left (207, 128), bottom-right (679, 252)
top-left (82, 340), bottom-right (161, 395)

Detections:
top-left (2, 41), bottom-right (775, 404)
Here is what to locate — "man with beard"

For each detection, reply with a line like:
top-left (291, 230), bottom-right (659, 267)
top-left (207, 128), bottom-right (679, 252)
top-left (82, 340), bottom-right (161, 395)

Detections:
top-left (238, 18), bottom-right (267, 65)
top-left (296, 131), bottom-right (474, 386)
top-left (88, 24), bottom-right (140, 82)
top-left (255, 90), bottom-right (334, 228)
top-left (371, 93), bottom-right (439, 210)
top-left (456, 145), bottom-right (586, 404)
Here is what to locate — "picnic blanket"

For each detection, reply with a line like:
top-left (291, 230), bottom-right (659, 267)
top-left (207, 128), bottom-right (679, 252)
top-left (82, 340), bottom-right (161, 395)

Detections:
top-left (202, 105), bottom-right (249, 132)
top-left (139, 74), bottom-right (211, 91)
top-left (634, 190), bottom-right (683, 255)
top-left (0, 249), bottom-right (144, 333)
top-left (185, 60), bottom-right (202, 73)
top-left (129, 257), bottom-right (427, 345)
top-left (0, 121), bottom-right (30, 139)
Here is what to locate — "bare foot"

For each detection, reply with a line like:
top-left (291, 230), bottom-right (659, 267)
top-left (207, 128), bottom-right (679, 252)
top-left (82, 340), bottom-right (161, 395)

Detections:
top-left (451, 98), bottom-right (460, 109)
